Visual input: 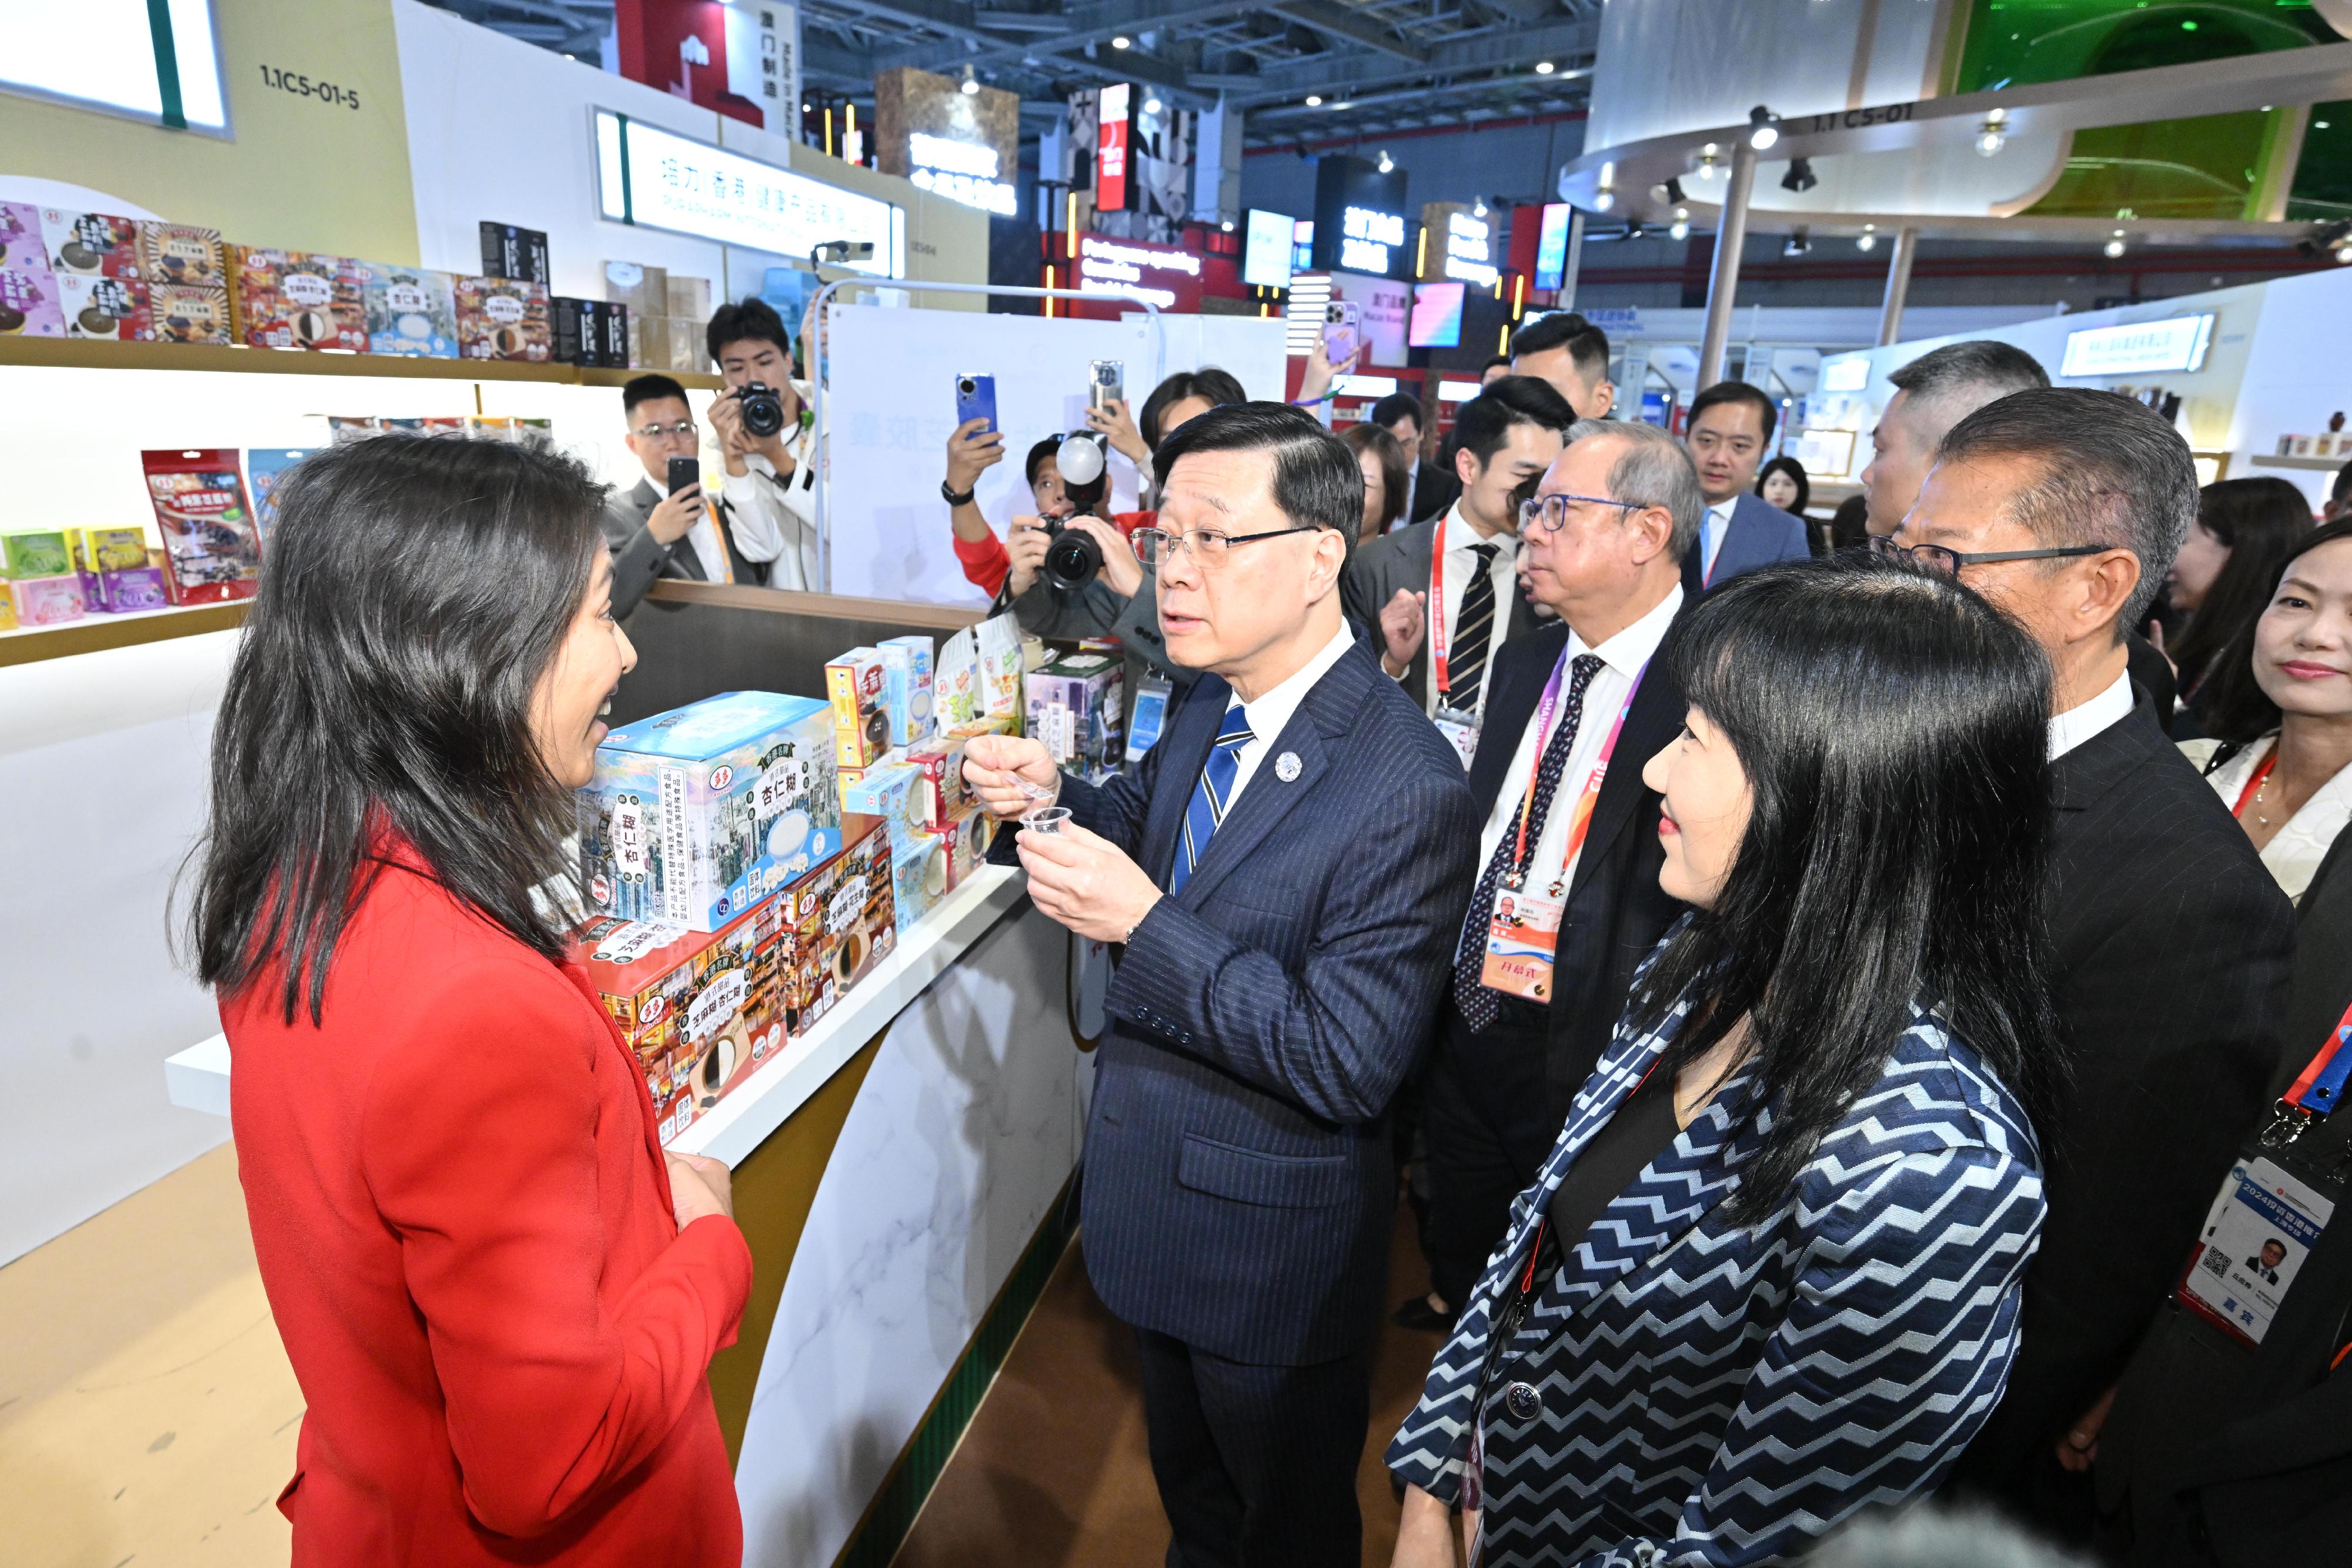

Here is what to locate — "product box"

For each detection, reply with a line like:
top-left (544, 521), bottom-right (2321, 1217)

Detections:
top-left (142, 448), bottom-right (263, 604)
top-left (39, 209), bottom-right (139, 278)
top-left (1025, 651), bottom-right (1124, 778)
top-left (827, 648), bottom-right (891, 768)
top-left (939, 806), bottom-right (995, 890)
top-left (364, 265), bottom-right (459, 357)
top-left (151, 283), bottom-right (231, 345)
top-left (479, 221), bottom-right (551, 285)
top-left (890, 827), bottom-right (947, 934)
top-left (96, 566), bottom-right (169, 613)
top-left (604, 260), bottom-right (670, 318)
top-left (243, 448), bottom-right (316, 544)
top-left (59, 273), bottom-right (151, 340)
top-left (774, 815), bottom-right (898, 1041)
top-left (231, 248), bottom-right (369, 351)
top-left (977, 613), bottom-right (1024, 720)
top-left (579, 690), bottom-right (842, 932)
top-left (876, 634), bottom-right (936, 748)
top-left (135, 222), bottom-right (226, 286)
top-left (2, 530), bottom-right (72, 580)
top-left (0, 583), bottom-right (14, 632)
top-left (666, 273), bottom-right (712, 320)
top-left (455, 274), bottom-right (551, 362)
top-left (664, 316), bottom-right (705, 373)
top-left (74, 526), bottom-right (149, 574)
top-left (573, 890), bottom-right (793, 1147)
top-left (551, 295), bottom-right (599, 366)
top-left (9, 574), bottom-right (84, 626)
top-left (67, 527), bottom-right (152, 610)
top-left (904, 733), bottom-right (971, 831)
top-left (838, 759), bottom-right (928, 840)
top-left (599, 300), bottom-right (631, 367)
top-left (0, 203), bottom-right (65, 337)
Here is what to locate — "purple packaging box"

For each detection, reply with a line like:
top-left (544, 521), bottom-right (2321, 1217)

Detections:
top-left (96, 566), bottom-right (170, 613)
top-left (0, 203), bottom-right (66, 336)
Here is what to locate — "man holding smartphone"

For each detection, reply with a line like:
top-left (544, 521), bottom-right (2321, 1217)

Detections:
top-left (600, 373), bottom-right (771, 619)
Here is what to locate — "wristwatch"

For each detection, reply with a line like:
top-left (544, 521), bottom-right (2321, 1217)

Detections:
top-left (941, 479), bottom-right (975, 506)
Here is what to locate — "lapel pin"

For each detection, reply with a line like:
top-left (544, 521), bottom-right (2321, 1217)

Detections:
top-left (1275, 752), bottom-right (1301, 783)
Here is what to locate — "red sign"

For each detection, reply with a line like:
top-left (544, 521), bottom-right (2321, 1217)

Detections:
top-left (613, 0), bottom-right (764, 129)
top-left (1045, 230), bottom-right (1208, 320)
top-left (1097, 83), bottom-right (1132, 212)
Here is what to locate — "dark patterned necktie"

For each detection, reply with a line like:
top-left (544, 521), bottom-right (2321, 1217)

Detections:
top-left (1446, 541), bottom-right (1501, 710)
top-left (1171, 711), bottom-right (1253, 894)
top-left (1454, 653), bottom-right (1605, 1032)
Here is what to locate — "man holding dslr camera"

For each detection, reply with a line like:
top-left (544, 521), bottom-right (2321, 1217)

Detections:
top-left (705, 297), bottom-right (818, 591)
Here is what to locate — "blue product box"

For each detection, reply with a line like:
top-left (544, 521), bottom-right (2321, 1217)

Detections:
top-left (876, 634), bottom-right (936, 748)
top-left (363, 265), bottom-right (459, 358)
top-left (244, 448), bottom-right (319, 544)
top-left (838, 758), bottom-right (928, 840)
top-left (579, 690), bottom-right (840, 931)
top-left (890, 826), bottom-right (947, 935)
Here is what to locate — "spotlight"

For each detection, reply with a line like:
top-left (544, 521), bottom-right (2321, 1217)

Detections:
top-left (1305, 94), bottom-right (1323, 107)
top-left (1221, 219), bottom-right (1234, 232)
top-left (1377, 149), bottom-right (1394, 173)
top-left (1669, 218), bottom-right (1689, 241)
top-left (1624, 219), bottom-right (1646, 240)
top-left (1111, 34), bottom-right (1130, 48)
top-left (2105, 230), bottom-right (2127, 259)
top-left (1593, 189), bottom-right (1614, 211)
top-left (960, 64), bottom-right (980, 96)
top-left (1748, 105), bottom-right (1779, 152)
top-left (1662, 176), bottom-right (1686, 205)
top-left (1857, 224), bottom-right (1877, 253)
top-left (2337, 242), bottom-right (2352, 266)
top-left (1145, 96), bottom-right (1162, 113)
top-left (1673, 206), bottom-right (1689, 220)
top-left (1780, 157), bottom-right (1817, 193)
top-left (1535, 61), bottom-right (1555, 75)
top-left (1472, 199), bottom-right (1487, 218)
top-left (1782, 225), bottom-right (1810, 257)
top-left (1976, 123), bottom-right (2007, 158)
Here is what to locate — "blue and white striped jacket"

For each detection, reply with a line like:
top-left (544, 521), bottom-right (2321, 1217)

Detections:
top-left (1386, 964), bottom-right (2046, 1567)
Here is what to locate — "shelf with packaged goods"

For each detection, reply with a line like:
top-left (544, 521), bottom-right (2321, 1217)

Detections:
top-left (0, 335), bottom-right (722, 390)
top-left (2252, 453), bottom-right (2348, 474)
top-left (0, 598), bottom-right (249, 668)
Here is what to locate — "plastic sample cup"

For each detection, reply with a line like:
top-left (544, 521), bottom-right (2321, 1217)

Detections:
top-left (1021, 806), bottom-right (1073, 835)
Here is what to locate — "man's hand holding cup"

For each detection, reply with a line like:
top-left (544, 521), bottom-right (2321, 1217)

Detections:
top-left (963, 733), bottom-right (1060, 820)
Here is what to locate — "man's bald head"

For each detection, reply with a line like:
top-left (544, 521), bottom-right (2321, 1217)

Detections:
top-left (1860, 340), bottom-right (2049, 536)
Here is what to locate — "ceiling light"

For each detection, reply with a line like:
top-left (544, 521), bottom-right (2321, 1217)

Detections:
top-left (2319, 120), bottom-right (2334, 130)
top-left (1535, 61), bottom-right (1555, 75)
top-left (1782, 225), bottom-right (1810, 257)
top-left (1857, 223), bottom-right (1877, 253)
top-left (1144, 95), bottom-right (1162, 113)
top-left (1780, 157), bottom-right (1816, 193)
top-left (1377, 149), bottom-right (1394, 173)
top-left (1669, 218), bottom-right (1689, 241)
top-left (1305, 94), bottom-right (1322, 107)
top-left (960, 64), bottom-right (980, 95)
top-left (1748, 105), bottom-right (1779, 151)
top-left (2336, 240), bottom-right (2352, 265)
top-left (1221, 219), bottom-right (1234, 232)
top-left (801, 101), bottom-right (811, 113)
top-left (2106, 236), bottom-right (2127, 259)
top-left (1472, 199), bottom-right (1487, 217)
top-left (1111, 34), bottom-right (1130, 48)
top-left (1593, 189), bottom-right (1614, 212)
top-left (1673, 205), bottom-right (1689, 220)
top-left (1662, 176), bottom-right (1686, 205)
top-left (1976, 108), bottom-right (2008, 158)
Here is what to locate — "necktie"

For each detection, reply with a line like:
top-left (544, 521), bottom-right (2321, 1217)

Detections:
top-left (1701, 507), bottom-right (1726, 585)
top-left (1171, 710), bottom-right (1254, 895)
top-left (1454, 653), bottom-right (1605, 1032)
top-left (1447, 541), bottom-right (1501, 711)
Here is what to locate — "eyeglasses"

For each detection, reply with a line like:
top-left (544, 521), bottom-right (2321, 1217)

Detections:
top-left (1869, 534), bottom-right (2111, 576)
top-left (633, 420), bottom-right (699, 440)
top-left (1518, 493), bottom-right (1643, 534)
top-left (1132, 525), bottom-right (1315, 568)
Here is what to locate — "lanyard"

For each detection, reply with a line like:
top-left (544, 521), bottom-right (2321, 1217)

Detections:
top-left (1429, 529), bottom-right (1506, 705)
top-left (2233, 750), bottom-right (2280, 820)
top-left (1504, 650), bottom-right (1649, 890)
top-left (2262, 999), bottom-right (2352, 1148)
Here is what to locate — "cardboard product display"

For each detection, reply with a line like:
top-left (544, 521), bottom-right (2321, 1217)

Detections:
top-left (150, 283), bottom-right (231, 345)
top-left (876, 635), bottom-right (937, 748)
top-left (826, 648), bottom-right (891, 768)
top-left (38, 209), bottom-right (140, 278)
top-left (579, 690), bottom-right (841, 932)
top-left (231, 248), bottom-right (369, 352)
top-left (1025, 651), bottom-right (1124, 780)
top-left (478, 222), bottom-right (550, 285)
top-left (363, 266), bottom-right (459, 358)
top-left (774, 815), bottom-right (898, 1042)
top-left (141, 448), bottom-right (263, 604)
top-left (599, 301), bottom-right (632, 367)
top-left (455, 275), bottom-right (552, 362)
top-left (0, 204), bottom-right (65, 337)
top-left (604, 260), bottom-right (670, 319)
top-left (134, 222), bottom-right (226, 286)
top-left (58, 273), bottom-right (151, 341)
top-left (8, 574), bottom-right (83, 626)
top-left (838, 759), bottom-right (928, 842)
top-left (666, 275), bottom-right (712, 321)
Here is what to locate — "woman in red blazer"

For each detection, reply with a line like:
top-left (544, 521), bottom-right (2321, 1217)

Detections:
top-left (189, 434), bottom-right (752, 1565)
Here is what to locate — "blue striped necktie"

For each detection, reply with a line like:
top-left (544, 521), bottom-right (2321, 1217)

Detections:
top-left (1171, 710), bottom-right (1254, 894)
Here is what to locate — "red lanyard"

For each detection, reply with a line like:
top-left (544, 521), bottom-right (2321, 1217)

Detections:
top-left (1431, 531), bottom-right (1454, 701)
top-left (2233, 750), bottom-right (2280, 820)
top-left (1504, 653), bottom-right (1649, 888)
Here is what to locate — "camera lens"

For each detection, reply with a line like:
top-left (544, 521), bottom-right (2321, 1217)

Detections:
top-left (739, 381), bottom-right (787, 439)
top-left (1043, 521), bottom-right (1103, 590)
top-left (958, 377), bottom-right (976, 395)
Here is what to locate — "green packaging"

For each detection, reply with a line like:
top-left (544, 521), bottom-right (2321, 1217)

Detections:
top-left (2, 530), bottom-right (72, 580)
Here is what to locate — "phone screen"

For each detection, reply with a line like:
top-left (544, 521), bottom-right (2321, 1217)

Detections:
top-left (955, 373), bottom-right (998, 434)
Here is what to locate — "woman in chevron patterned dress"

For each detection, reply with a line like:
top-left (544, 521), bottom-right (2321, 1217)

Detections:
top-left (1389, 555), bottom-right (2059, 1567)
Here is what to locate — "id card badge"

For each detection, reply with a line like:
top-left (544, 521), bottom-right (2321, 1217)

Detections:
top-left (1479, 882), bottom-right (1563, 1001)
top-left (2176, 1152), bottom-right (2340, 1347)
top-left (1433, 703), bottom-right (1481, 771)
top-left (1127, 676), bottom-right (1172, 762)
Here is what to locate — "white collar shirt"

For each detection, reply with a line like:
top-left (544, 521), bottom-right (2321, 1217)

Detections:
top-left (643, 470), bottom-right (731, 586)
top-left (718, 427), bottom-right (818, 592)
top-left (2047, 667), bottom-right (2135, 761)
top-left (1420, 503), bottom-right (1521, 718)
top-left (1700, 496), bottom-right (1738, 579)
top-left (1475, 584), bottom-right (1684, 900)
top-left (1221, 620), bottom-right (1358, 815)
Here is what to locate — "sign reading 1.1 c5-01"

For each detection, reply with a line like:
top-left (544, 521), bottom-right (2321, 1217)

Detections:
top-left (258, 65), bottom-right (360, 111)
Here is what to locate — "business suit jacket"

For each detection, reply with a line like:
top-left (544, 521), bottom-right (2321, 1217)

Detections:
top-left (1409, 459), bottom-right (1460, 526)
top-left (2094, 827), bottom-right (2352, 1566)
top-left (599, 477), bottom-right (768, 620)
top-left (1340, 516), bottom-right (1542, 714)
top-left (1680, 490), bottom-right (1810, 596)
top-left (1950, 697), bottom-right (2295, 1510)
top-left (1063, 635), bottom-right (1479, 1365)
top-left (1388, 950), bottom-right (2046, 1567)
top-left (1462, 605), bottom-right (1690, 1117)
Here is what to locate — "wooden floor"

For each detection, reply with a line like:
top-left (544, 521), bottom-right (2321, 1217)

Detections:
top-left (894, 1198), bottom-right (1444, 1568)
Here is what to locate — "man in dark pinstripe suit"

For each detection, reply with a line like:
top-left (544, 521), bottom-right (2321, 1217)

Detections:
top-left (967, 404), bottom-right (1478, 1567)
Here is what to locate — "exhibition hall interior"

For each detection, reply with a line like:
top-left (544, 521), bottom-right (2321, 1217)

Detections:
top-left (9, 1), bottom-right (2352, 1564)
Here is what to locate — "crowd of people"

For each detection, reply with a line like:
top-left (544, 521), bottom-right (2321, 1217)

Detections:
top-left (200, 297), bottom-right (2352, 1568)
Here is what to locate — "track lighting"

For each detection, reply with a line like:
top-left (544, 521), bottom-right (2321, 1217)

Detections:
top-left (1748, 105), bottom-right (1779, 152)
top-left (1782, 226), bottom-right (1810, 257)
top-left (1780, 158), bottom-right (1816, 193)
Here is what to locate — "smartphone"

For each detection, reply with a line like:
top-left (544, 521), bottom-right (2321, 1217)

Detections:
top-left (667, 456), bottom-right (701, 500)
top-left (1322, 302), bottom-right (1361, 367)
top-left (955, 373), bottom-right (998, 434)
top-left (1089, 360), bottom-right (1124, 415)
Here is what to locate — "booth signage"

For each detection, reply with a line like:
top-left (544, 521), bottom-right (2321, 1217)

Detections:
top-left (875, 66), bottom-right (1021, 217)
top-left (722, 4), bottom-right (800, 140)
top-left (1098, 83), bottom-right (1134, 212)
top-left (1311, 154), bottom-right (1409, 280)
top-left (1421, 201), bottom-right (1497, 288)
top-left (1075, 232), bottom-right (1202, 310)
top-left (2060, 313), bottom-right (2217, 379)
top-left (1242, 208), bottom-right (1294, 289)
top-left (595, 110), bottom-right (901, 277)
top-left (1533, 203), bottom-right (1571, 290)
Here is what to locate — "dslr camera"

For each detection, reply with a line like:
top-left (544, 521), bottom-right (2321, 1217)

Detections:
top-left (1037, 516), bottom-right (1103, 592)
top-left (736, 382), bottom-right (789, 439)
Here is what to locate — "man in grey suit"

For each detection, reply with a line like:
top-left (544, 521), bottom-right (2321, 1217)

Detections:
top-left (1679, 379), bottom-right (1811, 594)
top-left (600, 373), bottom-right (771, 618)
top-left (1341, 377), bottom-right (1576, 758)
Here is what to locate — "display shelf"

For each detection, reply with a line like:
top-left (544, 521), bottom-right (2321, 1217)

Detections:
top-left (2253, 453), bottom-right (2347, 473)
top-left (0, 599), bottom-right (249, 668)
top-left (164, 865), bottom-right (1031, 1167)
top-left (0, 335), bottom-right (722, 391)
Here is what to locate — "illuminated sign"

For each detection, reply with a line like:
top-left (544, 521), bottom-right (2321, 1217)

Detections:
top-left (1097, 83), bottom-right (1132, 211)
top-left (1409, 281), bottom-right (1465, 347)
top-left (1819, 355), bottom-right (1870, 393)
top-left (1311, 153), bottom-right (1409, 280)
top-left (2060, 313), bottom-right (2216, 379)
top-left (1242, 208), bottom-right (1295, 289)
top-left (1532, 203), bottom-right (1571, 290)
top-left (595, 111), bottom-right (901, 276)
top-left (1293, 219), bottom-right (1314, 273)
top-left (1442, 212), bottom-right (1496, 287)
top-left (907, 130), bottom-right (1017, 215)
top-left (1076, 232), bottom-right (1202, 310)
top-left (1341, 206), bottom-right (1405, 274)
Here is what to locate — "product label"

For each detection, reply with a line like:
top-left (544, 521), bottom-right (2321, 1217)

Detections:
top-left (590, 917), bottom-right (686, 967)
top-left (386, 282), bottom-right (427, 312)
top-left (684, 968), bottom-right (748, 1041)
top-left (485, 292), bottom-right (526, 324)
top-left (611, 796), bottom-right (650, 880)
top-left (658, 767), bottom-right (691, 924)
top-left (827, 875), bottom-right (870, 935)
top-left (282, 270), bottom-right (335, 308)
top-left (757, 756), bottom-right (809, 815)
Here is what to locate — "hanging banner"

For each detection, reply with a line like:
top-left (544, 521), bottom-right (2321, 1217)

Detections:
top-left (724, 3), bottom-right (801, 141)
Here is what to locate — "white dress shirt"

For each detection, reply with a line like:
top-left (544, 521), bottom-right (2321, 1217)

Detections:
top-left (1476, 584), bottom-right (1683, 895)
top-left (2047, 667), bottom-right (2134, 761)
top-left (640, 470), bottom-right (733, 585)
top-left (1221, 620), bottom-right (1358, 814)
top-left (2182, 734), bottom-right (2352, 902)
top-left (1418, 503), bottom-right (1521, 717)
top-left (718, 433), bottom-right (819, 591)
top-left (1699, 497), bottom-right (1736, 580)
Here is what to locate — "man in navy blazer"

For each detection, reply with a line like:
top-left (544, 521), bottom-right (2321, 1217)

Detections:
top-left (965, 403), bottom-right (1478, 1567)
top-left (1679, 379), bottom-right (1810, 595)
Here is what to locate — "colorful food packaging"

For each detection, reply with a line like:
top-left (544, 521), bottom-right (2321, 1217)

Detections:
top-left (149, 282), bottom-right (230, 345)
top-left (38, 209), bottom-right (139, 278)
top-left (141, 448), bottom-right (263, 604)
top-left (454, 274), bottom-right (552, 362)
top-left (1025, 651), bottom-right (1125, 780)
top-left (578, 690), bottom-right (841, 932)
top-left (976, 613), bottom-right (1024, 721)
top-left (97, 567), bottom-right (169, 613)
top-left (363, 265), bottom-right (459, 357)
top-left (938, 806), bottom-right (995, 890)
top-left (9, 574), bottom-right (85, 626)
top-left (58, 273), bottom-right (151, 341)
top-left (0, 583), bottom-right (14, 632)
top-left (838, 759), bottom-right (927, 840)
top-left (134, 223), bottom-right (226, 286)
top-left (774, 815), bottom-right (898, 1041)
top-left (3, 530), bottom-right (73, 579)
top-left (478, 222), bottom-right (550, 285)
top-left (231, 248), bottom-right (368, 351)
top-left (876, 634), bottom-right (937, 748)
top-left (890, 827), bottom-right (947, 934)
top-left (826, 648), bottom-right (891, 768)
top-left (0, 204), bottom-right (65, 337)
top-left (243, 449), bottom-right (317, 544)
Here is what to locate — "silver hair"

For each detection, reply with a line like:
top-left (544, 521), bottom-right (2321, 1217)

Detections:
top-left (1889, 339), bottom-right (2050, 441)
top-left (1568, 417), bottom-right (1704, 559)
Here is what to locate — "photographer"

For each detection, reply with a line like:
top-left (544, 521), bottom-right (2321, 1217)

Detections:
top-left (602, 373), bottom-right (770, 619)
top-left (703, 297), bottom-right (818, 591)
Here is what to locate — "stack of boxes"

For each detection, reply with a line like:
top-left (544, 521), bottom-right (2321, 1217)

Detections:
top-left (2, 530), bottom-right (83, 627)
top-left (1025, 650), bottom-right (1125, 783)
top-left (603, 262), bottom-right (714, 375)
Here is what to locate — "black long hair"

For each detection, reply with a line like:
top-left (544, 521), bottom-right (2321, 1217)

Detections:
top-left (1627, 553), bottom-right (2061, 1221)
top-left (186, 434), bottom-right (607, 1024)
top-left (2175, 478), bottom-right (2318, 707)
top-left (2200, 517), bottom-right (2352, 744)
top-left (1754, 454), bottom-right (1810, 518)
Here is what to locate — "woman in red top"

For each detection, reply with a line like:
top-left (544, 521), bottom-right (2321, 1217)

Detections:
top-left (189, 435), bottom-right (752, 1566)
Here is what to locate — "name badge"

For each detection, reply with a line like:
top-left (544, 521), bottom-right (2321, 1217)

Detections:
top-left (1127, 676), bottom-right (1172, 761)
top-left (2176, 1154), bottom-right (2337, 1347)
top-left (1479, 882), bottom-right (1563, 1001)
top-left (1433, 703), bottom-right (1481, 771)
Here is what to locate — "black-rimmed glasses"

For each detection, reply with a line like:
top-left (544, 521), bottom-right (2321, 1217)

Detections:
top-left (1132, 526), bottom-right (1313, 568)
top-left (1518, 493), bottom-right (1642, 534)
top-left (1869, 534), bottom-right (2110, 576)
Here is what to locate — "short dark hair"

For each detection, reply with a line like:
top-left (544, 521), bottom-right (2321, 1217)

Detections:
top-left (623, 373), bottom-right (689, 416)
top-left (1451, 374), bottom-right (1575, 469)
top-left (1138, 367), bottom-right (1248, 450)
top-left (1368, 392), bottom-right (1423, 433)
top-left (1152, 402), bottom-right (1359, 547)
top-left (1480, 353), bottom-right (1513, 377)
top-left (1023, 436), bottom-right (1061, 492)
top-left (1756, 454), bottom-right (1810, 517)
top-left (1342, 422), bottom-right (1410, 533)
top-left (704, 296), bottom-right (793, 369)
top-left (1510, 310), bottom-right (1609, 379)
top-left (1887, 340), bottom-right (2049, 436)
top-left (1936, 387), bottom-right (2198, 628)
top-left (1687, 379), bottom-right (1779, 444)
top-left (2333, 460), bottom-right (2352, 508)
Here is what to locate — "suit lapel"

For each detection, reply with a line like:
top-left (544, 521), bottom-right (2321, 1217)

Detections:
top-left (1400, 520), bottom-right (1437, 706)
top-left (1139, 675), bottom-right (1232, 888)
top-left (1563, 609), bottom-right (1688, 901)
